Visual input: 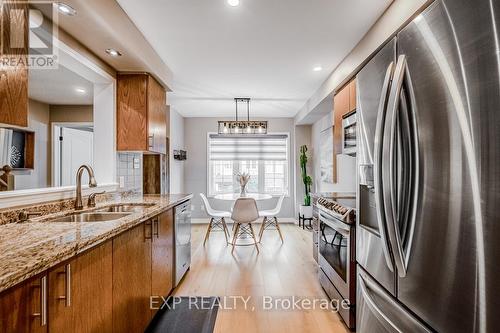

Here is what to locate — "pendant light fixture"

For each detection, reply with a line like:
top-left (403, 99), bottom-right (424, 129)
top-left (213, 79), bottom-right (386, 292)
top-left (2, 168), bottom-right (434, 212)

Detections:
top-left (218, 98), bottom-right (268, 135)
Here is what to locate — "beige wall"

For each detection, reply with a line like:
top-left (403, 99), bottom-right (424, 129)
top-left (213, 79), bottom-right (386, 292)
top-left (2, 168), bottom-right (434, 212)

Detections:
top-left (49, 105), bottom-right (93, 123)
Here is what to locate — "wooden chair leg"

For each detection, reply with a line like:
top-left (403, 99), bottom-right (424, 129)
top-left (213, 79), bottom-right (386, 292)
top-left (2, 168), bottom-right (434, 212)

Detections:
top-left (221, 217), bottom-right (229, 244)
top-left (258, 217), bottom-right (266, 242)
top-left (274, 217), bottom-right (284, 243)
top-left (231, 223), bottom-right (240, 254)
top-left (249, 223), bottom-right (260, 253)
top-left (203, 217), bottom-right (214, 246)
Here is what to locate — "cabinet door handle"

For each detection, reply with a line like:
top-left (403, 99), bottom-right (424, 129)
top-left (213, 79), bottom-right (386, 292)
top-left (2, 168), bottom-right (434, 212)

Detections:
top-left (57, 264), bottom-right (71, 307)
top-left (145, 221), bottom-right (153, 240)
top-left (32, 275), bottom-right (47, 326)
top-left (153, 218), bottom-right (159, 238)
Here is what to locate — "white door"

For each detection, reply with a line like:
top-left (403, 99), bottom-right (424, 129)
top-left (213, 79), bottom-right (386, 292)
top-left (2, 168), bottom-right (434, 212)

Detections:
top-left (60, 127), bottom-right (94, 186)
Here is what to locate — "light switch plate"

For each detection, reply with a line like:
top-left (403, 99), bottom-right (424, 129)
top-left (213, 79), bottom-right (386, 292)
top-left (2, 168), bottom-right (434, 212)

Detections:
top-left (119, 176), bottom-right (125, 188)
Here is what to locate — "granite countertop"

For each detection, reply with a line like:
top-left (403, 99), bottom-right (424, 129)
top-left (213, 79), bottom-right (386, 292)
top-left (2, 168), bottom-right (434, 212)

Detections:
top-left (0, 194), bottom-right (192, 294)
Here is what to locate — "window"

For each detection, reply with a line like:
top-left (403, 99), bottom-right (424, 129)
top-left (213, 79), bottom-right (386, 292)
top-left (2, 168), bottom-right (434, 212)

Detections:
top-left (208, 134), bottom-right (289, 196)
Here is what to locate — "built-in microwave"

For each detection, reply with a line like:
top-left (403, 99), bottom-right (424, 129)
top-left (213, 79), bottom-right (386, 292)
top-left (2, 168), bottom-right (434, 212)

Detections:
top-left (342, 111), bottom-right (356, 156)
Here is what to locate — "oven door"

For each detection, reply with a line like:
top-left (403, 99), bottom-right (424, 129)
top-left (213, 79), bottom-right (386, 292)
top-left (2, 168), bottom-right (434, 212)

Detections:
top-left (318, 210), bottom-right (354, 301)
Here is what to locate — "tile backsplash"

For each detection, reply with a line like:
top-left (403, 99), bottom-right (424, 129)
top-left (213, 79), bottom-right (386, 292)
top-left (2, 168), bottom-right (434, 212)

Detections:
top-left (116, 152), bottom-right (143, 194)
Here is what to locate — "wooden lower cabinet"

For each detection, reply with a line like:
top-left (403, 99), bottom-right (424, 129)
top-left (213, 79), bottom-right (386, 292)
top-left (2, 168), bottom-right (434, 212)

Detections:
top-left (0, 275), bottom-right (47, 333)
top-left (0, 209), bottom-right (176, 333)
top-left (151, 210), bottom-right (175, 302)
top-left (48, 242), bottom-right (113, 333)
top-left (112, 222), bottom-right (153, 332)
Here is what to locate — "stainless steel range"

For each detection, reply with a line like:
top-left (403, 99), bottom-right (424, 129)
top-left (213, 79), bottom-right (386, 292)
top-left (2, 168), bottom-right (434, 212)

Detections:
top-left (317, 197), bottom-right (356, 330)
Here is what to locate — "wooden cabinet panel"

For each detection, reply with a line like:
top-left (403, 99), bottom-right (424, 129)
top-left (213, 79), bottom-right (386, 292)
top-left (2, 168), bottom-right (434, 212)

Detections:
top-left (0, 275), bottom-right (47, 333)
top-left (148, 76), bottom-right (167, 154)
top-left (117, 73), bottom-right (167, 154)
top-left (349, 79), bottom-right (357, 112)
top-left (332, 79), bottom-right (357, 182)
top-left (117, 74), bottom-right (148, 151)
top-left (113, 223), bottom-right (152, 332)
top-left (49, 242), bottom-right (112, 333)
top-left (151, 210), bottom-right (174, 301)
top-left (0, 1), bottom-right (28, 127)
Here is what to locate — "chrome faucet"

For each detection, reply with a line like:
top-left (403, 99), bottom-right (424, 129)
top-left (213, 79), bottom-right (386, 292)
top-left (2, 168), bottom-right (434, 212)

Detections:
top-left (75, 164), bottom-right (97, 210)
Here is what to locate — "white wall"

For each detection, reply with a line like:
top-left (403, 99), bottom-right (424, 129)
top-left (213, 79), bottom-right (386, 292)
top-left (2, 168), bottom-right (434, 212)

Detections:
top-left (184, 117), bottom-right (297, 219)
top-left (311, 113), bottom-right (356, 193)
top-left (14, 99), bottom-right (50, 190)
top-left (169, 108), bottom-right (185, 193)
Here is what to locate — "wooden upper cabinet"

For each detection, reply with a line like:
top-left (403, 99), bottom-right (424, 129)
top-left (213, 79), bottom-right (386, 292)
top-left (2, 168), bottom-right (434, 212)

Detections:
top-left (0, 1), bottom-right (28, 127)
top-left (117, 73), bottom-right (167, 154)
top-left (349, 79), bottom-right (357, 112)
top-left (332, 78), bottom-right (357, 183)
top-left (113, 222), bottom-right (152, 333)
top-left (0, 274), bottom-right (48, 333)
top-left (151, 209), bottom-right (174, 303)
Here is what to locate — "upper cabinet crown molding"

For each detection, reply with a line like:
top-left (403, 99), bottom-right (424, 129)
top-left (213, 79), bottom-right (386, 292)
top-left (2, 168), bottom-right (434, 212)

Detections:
top-left (116, 73), bottom-right (168, 154)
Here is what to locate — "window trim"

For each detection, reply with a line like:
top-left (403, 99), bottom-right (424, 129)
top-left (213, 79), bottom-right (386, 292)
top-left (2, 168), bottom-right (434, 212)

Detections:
top-left (206, 132), bottom-right (290, 198)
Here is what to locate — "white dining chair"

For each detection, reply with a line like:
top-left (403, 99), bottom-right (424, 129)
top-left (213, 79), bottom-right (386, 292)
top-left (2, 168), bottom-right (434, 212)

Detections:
top-left (231, 198), bottom-right (260, 253)
top-left (258, 194), bottom-right (285, 242)
top-left (200, 193), bottom-right (231, 245)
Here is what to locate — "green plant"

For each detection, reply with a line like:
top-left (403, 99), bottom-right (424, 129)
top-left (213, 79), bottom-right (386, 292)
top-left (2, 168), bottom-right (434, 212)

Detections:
top-left (300, 145), bottom-right (313, 206)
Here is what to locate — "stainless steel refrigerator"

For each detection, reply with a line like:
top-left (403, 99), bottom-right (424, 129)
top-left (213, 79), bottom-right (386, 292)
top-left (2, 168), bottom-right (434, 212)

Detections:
top-left (356, 0), bottom-right (500, 331)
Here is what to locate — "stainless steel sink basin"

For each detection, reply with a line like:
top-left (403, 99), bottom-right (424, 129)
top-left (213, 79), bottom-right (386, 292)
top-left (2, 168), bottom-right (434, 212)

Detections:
top-left (48, 212), bottom-right (131, 223)
top-left (95, 204), bottom-right (155, 213)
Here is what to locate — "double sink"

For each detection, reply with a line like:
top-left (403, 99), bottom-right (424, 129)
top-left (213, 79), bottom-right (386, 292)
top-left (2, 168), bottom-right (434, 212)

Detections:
top-left (47, 204), bottom-right (155, 223)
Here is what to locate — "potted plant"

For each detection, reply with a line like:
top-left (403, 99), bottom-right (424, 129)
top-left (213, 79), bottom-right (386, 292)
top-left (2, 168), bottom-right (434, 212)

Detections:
top-left (299, 145), bottom-right (313, 218)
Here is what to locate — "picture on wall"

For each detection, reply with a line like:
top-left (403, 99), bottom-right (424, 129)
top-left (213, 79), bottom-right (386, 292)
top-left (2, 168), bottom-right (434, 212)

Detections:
top-left (320, 126), bottom-right (334, 183)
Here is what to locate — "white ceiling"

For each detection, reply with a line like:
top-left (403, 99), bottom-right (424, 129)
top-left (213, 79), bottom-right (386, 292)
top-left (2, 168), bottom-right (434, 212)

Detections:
top-left (29, 65), bottom-right (94, 105)
top-left (116, 0), bottom-right (392, 118)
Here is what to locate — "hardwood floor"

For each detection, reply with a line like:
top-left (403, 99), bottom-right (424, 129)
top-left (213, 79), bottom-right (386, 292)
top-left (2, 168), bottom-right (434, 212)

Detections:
top-left (173, 223), bottom-right (350, 333)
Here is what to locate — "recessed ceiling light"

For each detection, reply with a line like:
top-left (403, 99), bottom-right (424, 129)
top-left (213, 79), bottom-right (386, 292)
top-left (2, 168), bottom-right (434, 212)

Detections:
top-left (105, 48), bottom-right (122, 57)
top-left (227, 0), bottom-right (240, 7)
top-left (56, 3), bottom-right (77, 16)
top-left (313, 66), bottom-right (323, 72)
top-left (75, 88), bottom-right (86, 94)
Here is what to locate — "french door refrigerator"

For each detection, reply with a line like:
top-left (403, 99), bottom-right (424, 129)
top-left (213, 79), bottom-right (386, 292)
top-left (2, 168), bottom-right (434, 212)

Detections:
top-left (356, 0), bottom-right (500, 332)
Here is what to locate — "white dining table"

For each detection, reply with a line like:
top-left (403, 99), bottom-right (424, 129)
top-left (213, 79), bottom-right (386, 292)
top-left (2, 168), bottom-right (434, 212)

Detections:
top-left (213, 193), bottom-right (273, 201)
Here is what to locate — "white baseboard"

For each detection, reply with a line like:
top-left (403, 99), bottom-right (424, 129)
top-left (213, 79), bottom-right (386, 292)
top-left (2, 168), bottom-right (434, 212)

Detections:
top-left (191, 218), bottom-right (298, 225)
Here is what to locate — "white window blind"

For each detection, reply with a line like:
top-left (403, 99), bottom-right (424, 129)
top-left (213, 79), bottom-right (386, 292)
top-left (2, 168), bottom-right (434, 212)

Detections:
top-left (208, 134), bottom-right (288, 161)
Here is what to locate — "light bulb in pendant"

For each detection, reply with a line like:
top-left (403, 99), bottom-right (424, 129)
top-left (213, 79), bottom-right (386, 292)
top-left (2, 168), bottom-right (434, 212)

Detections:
top-left (258, 125), bottom-right (263, 133)
top-left (246, 125), bottom-right (252, 133)
top-left (223, 124), bottom-right (229, 134)
top-left (234, 125), bottom-right (239, 133)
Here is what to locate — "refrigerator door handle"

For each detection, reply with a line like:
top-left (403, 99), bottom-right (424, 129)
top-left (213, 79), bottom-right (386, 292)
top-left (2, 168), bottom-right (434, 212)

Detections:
top-left (373, 61), bottom-right (395, 272)
top-left (383, 54), bottom-right (419, 278)
top-left (359, 271), bottom-right (401, 332)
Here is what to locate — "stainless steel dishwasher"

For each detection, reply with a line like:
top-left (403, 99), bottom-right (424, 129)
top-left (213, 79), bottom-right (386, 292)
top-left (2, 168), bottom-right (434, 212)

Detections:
top-left (174, 200), bottom-right (191, 285)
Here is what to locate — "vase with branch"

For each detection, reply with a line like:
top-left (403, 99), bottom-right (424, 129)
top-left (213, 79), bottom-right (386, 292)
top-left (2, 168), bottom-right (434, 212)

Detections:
top-left (236, 172), bottom-right (251, 196)
top-left (299, 145), bottom-right (313, 218)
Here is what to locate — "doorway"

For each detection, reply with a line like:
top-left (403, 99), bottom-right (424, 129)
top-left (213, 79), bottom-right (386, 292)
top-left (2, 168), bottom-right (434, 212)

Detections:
top-left (52, 123), bottom-right (94, 187)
